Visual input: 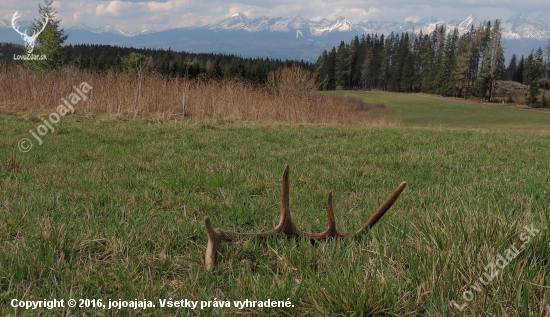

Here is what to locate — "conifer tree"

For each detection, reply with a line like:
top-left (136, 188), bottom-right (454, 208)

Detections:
top-left (523, 49), bottom-right (543, 107)
top-left (486, 20), bottom-right (505, 101)
top-left (212, 58), bottom-right (224, 78)
top-left (473, 22), bottom-right (492, 101)
top-left (401, 33), bottom-right (416, 92)
top-left (348, 36), bottom-right (361, 88)
top-left (505, 54), bottom-right (517, 81)
top-left (438, 29), bottom-right (459, 96)
top-left (359, 35), bottom-right (374, 89)
top-left (515, 55), bottom-right (525, 83)
top-left (25, 0), bottom-right (69, 71)
top-left (454, 31), bottom-right (473, 97)
top-left (379, 36), bottom-right (392, 91)
top-left (418, 34), bottom-right (434, 93)
top-left (542, 40), bottom-right (550, 107)
top-left (431, 25), bottom-right (447, 94)
top-left (334, 41), bottom-right (350, 89)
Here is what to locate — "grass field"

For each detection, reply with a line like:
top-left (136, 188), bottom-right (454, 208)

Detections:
top-left (327, 90), bottom-right (550, 131)
top-left (1, 91), bottom-right (549, 316)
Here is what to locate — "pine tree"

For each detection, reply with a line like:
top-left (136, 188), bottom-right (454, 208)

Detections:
top-left (505, 54), bottom-right (517, 81)
top-left (326, 48), bottom-right (337, 90)
top-left (359, 35), bottom-right (374, 89)
top-left (437, 29), bottom-right (459, 96)
top-left (431, 25), bottom-right (447, 94)
top-left (534, 47), bottom-right (544, 107)
top-left (489, 20), bottom-right (505, 100)
top-left (314, 50), bottom-right (338, 90)
top-left (348, 36), bottom-right (361, 88)
top-left (523, 49), bottom-right (543, 108)
top-left (473, 22), bottom-right (492, 101)
top-left (515, 55), bottom-right (525, 83)
top-left (418, 33), bottom-right (434, 93)
top-left (379, 35), bottom-right (392, 91)
top-left (212, 58), bottom-right (224, 78)
top-left (386, 33), bottom-right (400, 91)
top-left (227, 57), bottom-right (246, 79)
top-left (401, 33), bottom-right (416, 92)
top-left (454, 30), bottom-right (473, 98)
top-left (542, 40), bottom-right (550, 107)
top-left (25, 0), bottom-right (69, 71)
top-left (334, 41), bottom-right (350, 89)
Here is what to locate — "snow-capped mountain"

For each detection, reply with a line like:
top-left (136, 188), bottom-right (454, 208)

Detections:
top-left (1, 13), bottom-right (549, 60)
top-left (450, 15), bottom-right (482, 32)
top-left (310, 16), bottom-right (363, 35)
top-left (206, 13), bottom-right (344, 35)
top-left (209, 12), bottom-right (251, 31)
top-left (356, 16), bottom-right (445, 36)
top-left (1, 18), bottom-right (33, 29)
top-left (3, 13), bottom-right (549, 40)
top-left (68, 23), bottom-right (154, 37)
top-left (502, 14), bottom-right (550, 40)
top-left (207, 14), bottom-right (445, 36)
top-left (194, 13), bottom-right (550, 41)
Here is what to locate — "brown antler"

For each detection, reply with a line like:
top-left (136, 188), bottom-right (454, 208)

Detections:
top-left (204, 165), bottom-right (407, 271)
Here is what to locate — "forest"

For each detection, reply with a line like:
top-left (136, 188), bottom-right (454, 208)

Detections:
top-left (313, 21), bottom-right (549, 108)
top-left (0, 42), bottom-right (314, 84)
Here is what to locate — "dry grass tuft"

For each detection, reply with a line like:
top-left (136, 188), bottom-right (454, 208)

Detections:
top-left (1, 149), bottom-right (23, 173)
top-left (0, 64), bottom-right (399, 126)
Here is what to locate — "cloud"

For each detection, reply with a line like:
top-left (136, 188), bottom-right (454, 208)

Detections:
top-left (405, 16), bottom-right (421, 23)
top-left (179, 13), bottom-right (219, 27)
top-left (326, 7), bottom-right (381, 22)
top-left (95, 1), bottom-right (136, 18)
top-left (1, 0), bottom-right (549, 32)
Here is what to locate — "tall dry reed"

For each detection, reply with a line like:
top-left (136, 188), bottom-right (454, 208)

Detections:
top-left (0, 64), bottom-right (398, 126)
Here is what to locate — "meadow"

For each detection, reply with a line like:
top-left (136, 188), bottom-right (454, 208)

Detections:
top-left (1, 69), bottom-right (550, 315)
top-left (328, 90), bottom-right (550, 130)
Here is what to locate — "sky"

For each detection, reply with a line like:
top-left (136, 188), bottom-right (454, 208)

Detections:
top-left (1, 0), bottom-right (550, 32)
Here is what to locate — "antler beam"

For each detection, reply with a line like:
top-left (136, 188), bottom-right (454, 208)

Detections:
top-left (11, 11), bottom-right (27, 37)
top-left (204, 165), bottom-right (407, 271)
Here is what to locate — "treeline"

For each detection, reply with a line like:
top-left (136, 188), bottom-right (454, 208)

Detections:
top-left (0, 43), bottom-right (314, 84)
top-left (314, 20), bottom-right (549, 107)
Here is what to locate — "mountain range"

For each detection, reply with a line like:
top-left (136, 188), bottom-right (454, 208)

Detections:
top-left (1, 13), bottom-right (549, 61)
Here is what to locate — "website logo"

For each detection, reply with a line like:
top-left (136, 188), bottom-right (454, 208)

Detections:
top-left (11, 11), bottom-right (49, 54)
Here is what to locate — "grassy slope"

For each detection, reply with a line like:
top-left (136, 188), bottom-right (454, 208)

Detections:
top-left (327, 90), bottom-right (550, 130)
top-left (1, 109), bottom-right (549, 315)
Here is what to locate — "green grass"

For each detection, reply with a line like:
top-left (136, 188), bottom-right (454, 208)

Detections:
top-left (327, 90), bottom-right (550, 130)
top-left (1, 111), bottom-right (549, 316)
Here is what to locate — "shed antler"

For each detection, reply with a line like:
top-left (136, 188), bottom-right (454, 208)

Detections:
top-left (204, 165), bottom-right (407, 271)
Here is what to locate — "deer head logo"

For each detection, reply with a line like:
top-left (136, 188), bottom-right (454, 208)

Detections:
top-left (11, 11), bottom-right (49, 54)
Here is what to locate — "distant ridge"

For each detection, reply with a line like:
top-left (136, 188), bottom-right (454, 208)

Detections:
top-left (1, 13), bottom-right (548, 60)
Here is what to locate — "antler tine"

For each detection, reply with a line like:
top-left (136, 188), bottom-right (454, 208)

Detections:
top-left (307, 192), bottom-right (344, 240)
top-left (34, 14), bottom-right (49, 36)
top-left (204, 216), bottom-right (222, 271)
top-left (273, 165), bottom-right (300, 236)
top-left (356, 181), bottom-right (407, 235)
